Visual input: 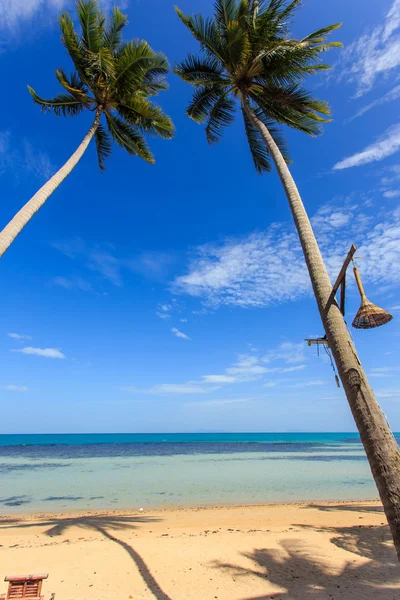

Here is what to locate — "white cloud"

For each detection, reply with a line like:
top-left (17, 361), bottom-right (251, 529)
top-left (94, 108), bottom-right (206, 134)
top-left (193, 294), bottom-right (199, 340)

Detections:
top-left (350, 85), bottom-right (400, 121)
top-left (383, 190), bottom-right (400, 198)
top-left (202, 374), bottom-right (237, 384)
top-left (122, 382), bottom-right (218, 395)
top-left (12, 347), bottom-right (66, 359)
top-left (290, 379), bottom-right (326, 388)
top-left (173, 228), bottom-right (309, 308)
top-left (0, 0), bottom-right (64, 31)
top-left (264, 365), bottom-right (306, 374)
top-left (8, 332), bottom-right (31, 341)
top-left (333, 123), bottom-right (400, 170)
top-left (172, 200), bottom-right (400, 309)
top-left (52, 276), bottom-right (92, 291)
top-left (263, 342), bottom-right (305, 365)
top-left (369, 367), bottom-right (400, 378)
top-left (126, 251), bottom-right (175, 281)
top-left (53, 238), bottom-right (168, 288)
top-left (121, 340), bottom-right (307, 396)
top-left (87, 250), bottom-right (122, 286)
top-left (171, 327), bottom-right (191, 340)
top-left (338, 0), bottom-right (400, 97)
top-left (184, 398), bottom-right (250, 407)
top-left (24, 140), bottom-right (53, 179)
top-left (375, 388), bottom-right (400, 399)
top-left (1, 385), bottom-right (29, 392)
top-left (0, 0), bottom-right (128, 33)
top-left (156, 304), bottom-right (172, 319)
top-left (0, 131), bottom-right (53, 180)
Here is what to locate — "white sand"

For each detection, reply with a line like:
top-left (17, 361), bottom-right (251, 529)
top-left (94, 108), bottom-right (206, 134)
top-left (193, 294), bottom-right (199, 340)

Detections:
top-left (0, 501), bottom-right (399, 600)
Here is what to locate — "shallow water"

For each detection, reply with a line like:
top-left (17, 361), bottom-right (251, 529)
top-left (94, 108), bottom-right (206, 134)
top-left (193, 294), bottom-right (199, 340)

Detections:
top-left (0, 433), bottom-right (394, 513)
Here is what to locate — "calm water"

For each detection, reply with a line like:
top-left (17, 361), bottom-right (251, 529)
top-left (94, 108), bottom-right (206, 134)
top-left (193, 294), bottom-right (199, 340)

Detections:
top-left (0, 433), bottom-right (395, 513)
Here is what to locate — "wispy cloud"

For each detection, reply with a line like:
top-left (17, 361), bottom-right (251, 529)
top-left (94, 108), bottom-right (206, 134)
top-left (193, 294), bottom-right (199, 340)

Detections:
top-left (264, 365), bottom-right (306, 374)
top-left (0, 131), bottom-right (53, 180)
top-left (52, 238), bottom-right (171, 288)
top-left (333, 123), bottom-right (400, 170)
top-left (121, 382), bottom-right (219, 395)
top-left (156, 304), bottom-right (173, 319)
top-left (123, 340), bottom-right (308, 397)
top-left (337, 0), bottom-right (400, 97)
top-left (349, 85), bottom-right (400, 121)
top-left (369, 367), bottom-right (400, 378)
top-left (24, 140), bottom-right (53, 179)
top-left (173, 199), bottom-right (400, 309)
top-left (126, 251), bottom-right (175, 281)
top-left (52, 276), bottom-right (92, 292)
top-left (171, 327), bottom-right (191, 340)
top-left (8, 332), bottom-right (32, 341)
top-left (1, 385), bottom-right (29, 392)
top-left (0, 0), bottom-right (128, 35)
top-left (290, 379), bottom-right (326, 388)
top-left (0, 0), bottom-right (64, 32)
top-left (184, 398), bottom-right (251, 407)
top-left (383, 190), bottom-right (400, 198)
top-left (12, 347), bottom-right (66, 359)
top-left (263, 342), bottom-right (305, 365)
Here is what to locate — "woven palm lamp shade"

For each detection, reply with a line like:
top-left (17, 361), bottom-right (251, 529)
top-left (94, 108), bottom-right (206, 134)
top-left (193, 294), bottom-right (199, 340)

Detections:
top-left (352, 266), bottom-right (393, 329)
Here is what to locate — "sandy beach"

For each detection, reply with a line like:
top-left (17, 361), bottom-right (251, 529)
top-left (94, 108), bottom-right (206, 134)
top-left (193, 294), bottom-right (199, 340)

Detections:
top-left (0, 500), bottom-right (398, 600)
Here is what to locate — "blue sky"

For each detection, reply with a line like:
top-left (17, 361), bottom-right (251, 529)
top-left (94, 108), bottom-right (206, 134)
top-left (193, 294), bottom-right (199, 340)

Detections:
top-left (1, 0), bottom-right (400, 433)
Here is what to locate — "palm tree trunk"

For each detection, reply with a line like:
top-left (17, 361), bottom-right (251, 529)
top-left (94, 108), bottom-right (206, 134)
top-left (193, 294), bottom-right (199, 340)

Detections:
top-left (0, 108), bottom-right (102, 258)
top-left (243, 99), bottom-right (400, 560)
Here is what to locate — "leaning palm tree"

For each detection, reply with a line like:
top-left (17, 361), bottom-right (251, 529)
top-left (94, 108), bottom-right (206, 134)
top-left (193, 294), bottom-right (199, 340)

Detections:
top-left (0, 0), bottom-right (174, 258)
top-left (175, 0), bottom-right (400, 558)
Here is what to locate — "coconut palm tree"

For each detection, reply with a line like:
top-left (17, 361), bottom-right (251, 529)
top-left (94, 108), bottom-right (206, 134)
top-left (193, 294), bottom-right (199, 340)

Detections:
top-left (0, 0), bottom-right (174, 258)
top-left (175, 0), bottom-right (400, 558)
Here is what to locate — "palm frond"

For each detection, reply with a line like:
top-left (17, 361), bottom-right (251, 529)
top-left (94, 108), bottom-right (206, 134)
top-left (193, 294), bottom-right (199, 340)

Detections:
top-left (205, 93), bottom-right (236, 144)
top-left (226, 19), bottom-right (251, 67)
top-left (117, 98), bottom-right (174, 139)
top-left (300, 23), bottom-right (343, 46)
top-left (113, 41), bottom-right (169, 94)
top-left (174, 54), bottom-right (226, 85)
top-left (76, 0), bottom-right (105, 52)
top-left (55, 69), bottom-right (89, 102)
top-left (94, 123), bottom-right (112, 170)
top-left (28, 86), bottom-right (84, 117)
top-left (214, 0), bottom-right (239, 33)
top-left (186, 85), bottom-right (228, 123)
top-left (105, 111), bottom-right (154, 162)
top-left (242, 106), bottom-right (272, 173)
top-left (59, 11), bottom-right (90, 85)
top-left (175, 8), bottom-right (227, 63)
top-left (86, 46), bottom-right (115, 83)
top-left (103, 6), bottom-right (127, 50)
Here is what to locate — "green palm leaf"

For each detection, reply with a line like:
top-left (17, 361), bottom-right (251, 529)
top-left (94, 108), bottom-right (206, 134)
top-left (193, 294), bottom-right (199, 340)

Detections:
top-left (29, 0), bottom-right (173, 171)
top-left (28, 86), bottom-right (84, 117)
top-left (94, 124), bottom-right (112, 170)
top-left (176, 0), bottom-right (340, 167)
top-left (77, 0), bottom-right (105, 52)
top-left (105, 112), bottom-right (154, 163)
top-left (103, 6), bottom-right (127, 50)
top-left (174, 54), bottom-right (226, 85)
top-left (117, 98), bottom-right (174, 139)
top-left (206, 94), bottom-right (236, 144)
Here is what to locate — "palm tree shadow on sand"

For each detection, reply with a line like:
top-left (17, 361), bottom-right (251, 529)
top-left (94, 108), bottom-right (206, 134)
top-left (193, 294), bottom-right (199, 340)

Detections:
top-left (212, 507), bottom-right (399, 600)
top-left (0, 514), bottom-right (173, 600)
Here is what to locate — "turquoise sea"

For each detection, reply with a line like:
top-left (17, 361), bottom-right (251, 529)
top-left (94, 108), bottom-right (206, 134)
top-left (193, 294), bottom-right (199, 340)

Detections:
top-left (0, 432), bottom-right (395, 513)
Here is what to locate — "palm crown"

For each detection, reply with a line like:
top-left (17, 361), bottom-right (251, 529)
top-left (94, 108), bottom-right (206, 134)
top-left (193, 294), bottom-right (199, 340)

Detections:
top-left (175, 0), bottom-right (341, 173)
top-left (28, 0), bottom-right (174, 169)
